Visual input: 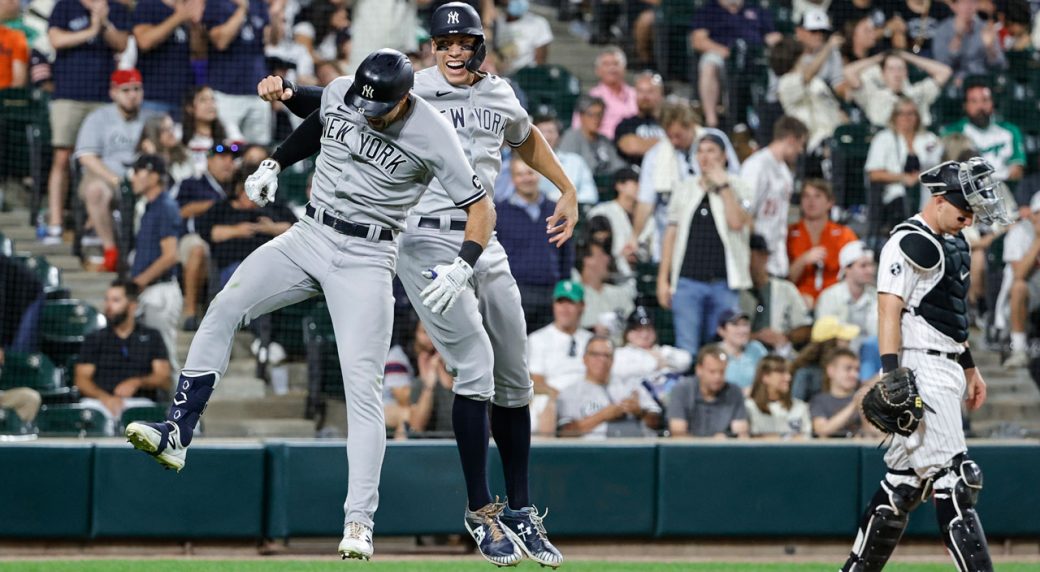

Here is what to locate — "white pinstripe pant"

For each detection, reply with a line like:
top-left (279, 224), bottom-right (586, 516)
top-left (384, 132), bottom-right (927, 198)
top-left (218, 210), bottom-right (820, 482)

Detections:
top-left (884, 350), bottom-right (968, 482)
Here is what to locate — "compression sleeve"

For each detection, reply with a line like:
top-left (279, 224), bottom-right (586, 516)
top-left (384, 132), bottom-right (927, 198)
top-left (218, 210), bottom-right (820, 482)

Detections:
top-left (284, 84), bottom-right (324, 118)
top-left (270, 110), bottom-right (322, 168)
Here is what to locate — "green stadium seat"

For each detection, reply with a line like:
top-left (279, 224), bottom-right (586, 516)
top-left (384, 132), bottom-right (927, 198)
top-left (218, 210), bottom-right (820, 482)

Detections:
top-left (655, 0), bottom-right (704, 81)
top-left (1005, 50), bottom-right (1040, 90)
top-left (271, 297), bottom-right (324, 359)
top-left (40, 299), bottom-right (105, 369)
top-left (0, 352), bottom-right (70, 399)
top-left (512, 65), bottom-right (581, 121)
top-left (14, 254), bottom-right (61, 292)
top-left (120, 403), bottom-right (168, 428)
top-left (0, 407), bottom-right (31, 435)
top-left (278, 159), bottom-right (314, 207)
top-left (828, 123), bottom-right (876, 208)
top-left (0, 87), bottom-right (51, 180)
top-left (35, 404), bottom-right (108, 437)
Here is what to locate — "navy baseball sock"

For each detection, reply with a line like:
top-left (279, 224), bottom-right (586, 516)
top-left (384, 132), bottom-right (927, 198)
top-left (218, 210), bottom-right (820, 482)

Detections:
top-left (166, 373), bottom-right (216, 446)
top-left (452, 395), bottom-right (493, 511)
top-left (491, 403), bottom-right (531, 510)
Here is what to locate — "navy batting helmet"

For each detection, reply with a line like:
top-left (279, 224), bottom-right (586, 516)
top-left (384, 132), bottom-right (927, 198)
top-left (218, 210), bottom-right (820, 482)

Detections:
top-left (344, 49), bottom-right (414, 118)
top-left (429, 2), bottom-right (487, 73)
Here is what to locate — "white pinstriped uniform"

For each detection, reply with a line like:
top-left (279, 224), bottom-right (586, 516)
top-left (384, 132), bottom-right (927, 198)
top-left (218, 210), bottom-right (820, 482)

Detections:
top-left (876, 215), bottom-right (969, 479)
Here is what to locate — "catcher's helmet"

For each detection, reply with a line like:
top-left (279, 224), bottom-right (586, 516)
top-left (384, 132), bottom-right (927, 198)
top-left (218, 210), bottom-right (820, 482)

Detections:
top-left (344, 49), bottom-right (414, 118)
top-left (920, 157), bottom-right (1011, 225)
top-left (429, 2), bottom-right (487, 73)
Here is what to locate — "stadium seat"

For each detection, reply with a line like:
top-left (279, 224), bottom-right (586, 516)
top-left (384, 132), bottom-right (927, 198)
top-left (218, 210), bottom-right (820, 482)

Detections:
top-left (35, 404), bottom-right (108, 437)
top-left (0, 87), bottom-right (51, 181)
top-left (512, 65), bottom-right (581, 121)
top-left (828, 123), bottom-right (875, 208)
top-left (278, 159), bottom-right (314, 208)
top-left (0, 407), bottom-right (31, 436)
top-left (655, 0), bottom-right (704, 81)
top-left (40, 299), bottom-right (105, 370)
top-left (0, 233), bottom-right (12, 257)
top-left (0, 351), bottom-right (71, 400)
top-left (301, 303), bottom-right (339, 419)
top-left (14, 254), bottom-right (62, 293)
top-left (120, 403), bottom-right (168, 429)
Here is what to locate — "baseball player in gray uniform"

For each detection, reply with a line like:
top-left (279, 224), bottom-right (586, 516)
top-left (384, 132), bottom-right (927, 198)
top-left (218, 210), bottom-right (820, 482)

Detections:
top-left (125, 49), bottom-right (496, 562)
top-left (841, 157), bottom-right (1010, 572)
top-left (256, 4), bottom-right (577, 567)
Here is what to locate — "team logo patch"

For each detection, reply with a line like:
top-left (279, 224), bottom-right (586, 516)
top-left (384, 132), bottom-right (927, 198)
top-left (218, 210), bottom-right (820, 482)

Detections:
top-left (890, 262), bottom-right (902, 276)
top-left (361, 84), bottom-right (374, 98)
top-left (472, 175), bottom-right (484, 191)
top-left (447, 11), bottom-right (460, 24)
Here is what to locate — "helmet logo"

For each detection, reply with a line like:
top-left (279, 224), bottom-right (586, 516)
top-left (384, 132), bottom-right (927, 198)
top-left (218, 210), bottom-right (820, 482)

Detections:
top-left (447, 11), bottom-right (460, 24)
top-left (362, 84), bottom-right (375, 98)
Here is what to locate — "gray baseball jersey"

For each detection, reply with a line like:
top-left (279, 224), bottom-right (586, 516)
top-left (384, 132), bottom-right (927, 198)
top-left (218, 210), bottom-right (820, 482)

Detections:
top-left (314, 76), bottom-right (488, 230)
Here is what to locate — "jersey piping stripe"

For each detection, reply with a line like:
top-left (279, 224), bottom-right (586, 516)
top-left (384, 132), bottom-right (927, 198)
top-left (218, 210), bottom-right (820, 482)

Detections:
top-left (454, 189), bottom-right (488, 209)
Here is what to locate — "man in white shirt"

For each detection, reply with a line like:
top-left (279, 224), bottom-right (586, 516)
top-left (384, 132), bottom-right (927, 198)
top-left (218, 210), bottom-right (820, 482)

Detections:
top-left (816, 240), bottom-right (879, 338)
top-left (577, 240), bottom-right (635, 331)
top-left (740, 116), bottom-right (808, 277)
top-left (1001, 192), bottom-right (1040, 367)
top-left (495, 0), bottom-right (553, 75)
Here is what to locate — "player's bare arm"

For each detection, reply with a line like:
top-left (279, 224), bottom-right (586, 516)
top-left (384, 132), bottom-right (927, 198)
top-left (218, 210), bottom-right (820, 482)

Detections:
top-left (877, 292), bottom-right (904, 366)
top-left (514, 125), bottom-right (578, 247)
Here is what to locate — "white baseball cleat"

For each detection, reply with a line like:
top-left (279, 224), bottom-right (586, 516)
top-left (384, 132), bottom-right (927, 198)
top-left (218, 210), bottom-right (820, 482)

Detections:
top-left (125, 421), bottom-right (187, 472)
top-left (338, 521), bottom-right (374, 560)
top-left (1003, 350), bottom-right (1029, 369)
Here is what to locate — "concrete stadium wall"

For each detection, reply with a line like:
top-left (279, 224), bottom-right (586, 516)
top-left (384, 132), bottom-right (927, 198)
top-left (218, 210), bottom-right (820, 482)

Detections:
top-left (1, 441), bottom-right (1037, 540)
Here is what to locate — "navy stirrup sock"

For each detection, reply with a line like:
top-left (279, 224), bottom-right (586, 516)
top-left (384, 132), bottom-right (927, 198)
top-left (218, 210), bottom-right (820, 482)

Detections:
top-left (452, 395), bottom-right (493, 511)
top-left (491, 403), bottom-right (531, 510)
top-left (166, 373), bottom-right (216, 446)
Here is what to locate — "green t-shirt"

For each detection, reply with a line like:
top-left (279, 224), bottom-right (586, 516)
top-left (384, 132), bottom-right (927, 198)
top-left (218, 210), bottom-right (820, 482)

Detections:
top-left (941, 118), bottom-right (1026, 181)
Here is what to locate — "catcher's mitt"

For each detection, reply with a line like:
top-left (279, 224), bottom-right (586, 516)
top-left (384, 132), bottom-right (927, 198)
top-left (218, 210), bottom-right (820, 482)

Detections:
top-left (861, 367), bottom-right (929, 437)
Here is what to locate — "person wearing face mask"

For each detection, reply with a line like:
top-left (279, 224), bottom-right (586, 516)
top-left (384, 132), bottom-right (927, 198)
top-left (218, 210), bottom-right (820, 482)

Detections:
top-left (493, 0), bottom-right (552, 75)
top-left (74, 279), bottom-right (172, 435)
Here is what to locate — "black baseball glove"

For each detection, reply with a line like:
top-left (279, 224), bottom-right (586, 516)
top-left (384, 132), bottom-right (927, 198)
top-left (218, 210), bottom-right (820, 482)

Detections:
top-left (861, 367), bottom-right (929, 437)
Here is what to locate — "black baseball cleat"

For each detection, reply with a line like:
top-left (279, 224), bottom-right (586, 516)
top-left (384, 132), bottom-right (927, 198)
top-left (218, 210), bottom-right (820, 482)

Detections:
top-left (464, 501), bottom-right (524, 567)
top-left (499, 505), bottom-right (564, 568)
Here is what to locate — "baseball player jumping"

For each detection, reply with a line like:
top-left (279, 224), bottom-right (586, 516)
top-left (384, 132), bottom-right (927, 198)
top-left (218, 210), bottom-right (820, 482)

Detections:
top-left (125, 49), bottom-right (496, 561)
top-left (843, 157), bottom-right (1010, 571)
top-left (257, 3), bottom-right (577, 567)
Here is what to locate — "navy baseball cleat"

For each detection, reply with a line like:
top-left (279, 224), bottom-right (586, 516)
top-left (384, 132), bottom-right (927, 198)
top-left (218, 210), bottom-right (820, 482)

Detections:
top-left (499, 505), bottom-right (564, 568)
top-left (125, 421), bottom-right (188, 472)
top-left (464, 501), bottom-right (523, 567)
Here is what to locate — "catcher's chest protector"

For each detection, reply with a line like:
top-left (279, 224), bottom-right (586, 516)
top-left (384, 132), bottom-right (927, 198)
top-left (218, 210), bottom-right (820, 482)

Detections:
top-left (895, 219), bottom-right (971, 343)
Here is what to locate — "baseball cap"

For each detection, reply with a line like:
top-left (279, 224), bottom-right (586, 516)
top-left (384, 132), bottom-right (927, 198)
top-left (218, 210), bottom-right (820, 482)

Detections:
top-left (801, 9), bottom-right (832, 32)
top-left (110, 68), bottom-right (142, 86)
top-left (838, 240), bottom-right (874, 278)
top-left (1029, 190), bottom-right (1040, 214)
top-left (553, 280), bottom-right (584, 303)
top-left (717, 308), bottom-right (750, 329)
top-left (132, 154), bottom-right (166, 177)
top-left (811, 316), bottom-right (860, 343)
top-left (750, 233), bottom-right (770, 253)
top-left (626, 306), bottom-right (654, 331)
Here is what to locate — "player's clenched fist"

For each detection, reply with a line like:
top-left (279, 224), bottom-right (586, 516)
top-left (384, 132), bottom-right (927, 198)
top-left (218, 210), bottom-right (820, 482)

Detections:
top-left (257, 75), bottom-right (295, 102)
top-left (421, 258), bottom-right (474, 314)
top-left (245, 159), bottom-right (281, 207)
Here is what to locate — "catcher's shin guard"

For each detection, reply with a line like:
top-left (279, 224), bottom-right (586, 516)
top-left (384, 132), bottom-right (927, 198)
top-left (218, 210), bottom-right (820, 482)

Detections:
top-left (934, 455), bottom-right (993, 572)
top-left (842, 475), bottom-right (928, 572)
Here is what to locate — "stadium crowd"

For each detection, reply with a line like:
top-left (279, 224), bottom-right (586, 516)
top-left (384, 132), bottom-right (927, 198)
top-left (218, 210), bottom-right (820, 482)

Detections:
top-left (1, 0), bottom-right (1040, 439)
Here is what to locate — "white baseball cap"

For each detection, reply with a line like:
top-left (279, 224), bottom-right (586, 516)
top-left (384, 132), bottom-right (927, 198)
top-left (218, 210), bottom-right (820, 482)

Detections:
top-left (838, 240), bottom-right (873, 278)
top-left (1029, 190), bottom-right (1040, 213)
top-left (801, 9), bottom-right (832, 32)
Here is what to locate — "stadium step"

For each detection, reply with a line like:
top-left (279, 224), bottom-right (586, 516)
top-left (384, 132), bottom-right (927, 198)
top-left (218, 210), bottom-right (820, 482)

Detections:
top-left (205, 391), bottom-right (308, 420)
top-left (201, 417), bottom-right (315, 438)
top-left (208, 373), bottom-right (267, 401)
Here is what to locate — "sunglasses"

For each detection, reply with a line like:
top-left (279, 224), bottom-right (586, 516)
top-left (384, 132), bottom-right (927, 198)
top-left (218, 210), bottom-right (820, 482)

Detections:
top-left (212, 143), bottom-right (241, 155)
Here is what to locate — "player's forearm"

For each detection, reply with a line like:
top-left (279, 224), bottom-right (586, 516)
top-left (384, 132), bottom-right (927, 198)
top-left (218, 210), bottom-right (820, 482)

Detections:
top-left (461, 196), bottom-right (494, 249)
top-left (877, 293), bottom-right (904, 360)
top-left (270, 110), bottom-right (322, 169)
top-left (517, 127), bottom-right (576, 196)
top-left (284, 84), bottom-right (324, 118)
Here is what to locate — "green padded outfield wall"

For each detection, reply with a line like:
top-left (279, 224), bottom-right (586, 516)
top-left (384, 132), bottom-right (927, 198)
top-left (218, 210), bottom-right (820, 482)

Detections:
top-left (0, 444), bottom-right (92, 537)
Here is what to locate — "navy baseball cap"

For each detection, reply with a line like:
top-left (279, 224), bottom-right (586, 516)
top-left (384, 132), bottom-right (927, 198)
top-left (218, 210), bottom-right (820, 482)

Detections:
top-left (132, 154), bottom-right (166, 177)
top-left (717, 308), bottom-right (749, 328)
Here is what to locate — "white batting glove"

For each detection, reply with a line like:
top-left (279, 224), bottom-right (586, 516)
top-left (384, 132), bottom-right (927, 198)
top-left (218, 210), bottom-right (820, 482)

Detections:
top-left (245, 159), bottom-right (281, 207)
top-left (421, 257), bottom-right (474, 315)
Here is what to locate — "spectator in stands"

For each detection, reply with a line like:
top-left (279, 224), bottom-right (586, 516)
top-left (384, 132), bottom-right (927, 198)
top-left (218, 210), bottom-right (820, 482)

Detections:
top-left (941, 84), bottom-right (1025, 185)
top-left (839, 14), bottom-right (879, 64)
top-left (496, 157), bottom-right (575, 331)
top-left (588, 167), bottom-right (654, 279)
top-left (613, 72), bottom-right (665, 167)
top-left (716, 309), bottom-right (768, 392)
top-left (658, 133), bottom-right (752, 356)
top-left (630, 98), bottom-right (739, 260)
top-left (771, 34), bottom-right (844, 161)
top-left (933, 0), bottom-right (1006, 81)
top-left (1002, 0), bottom-right (1033, 53)
top-left (527, 280), bottom-right (592, 434)
top-left (203, 0), bottom-right (281, 145)
top-left (75, 279), bottom-right (171, 434)
top-left (0, 382), bottom-right (41, 425)
top-left (559, 95), bottom-right (626, 177)
top-left (790, 317), bottom-right (860, 402)
top-left (407, 321), bottom-right (455, 437)
top-left (557, 336), bottom-right (661, 439)
top-left (494, 0), bottom-right (552, 75)
top-left (787, 179), bottom-right (858, 308)
top-left (688, 0), bottom-right (782, 128)
top-left (382, 319), bottom-right (424, 439)
top-left (293, 0), bottom-right (350, 65)
top-left (43, 0), bottom-right (131, 246)
top-left (0, 21), bottom-right (27, 89)
top-left (844, 50), bottom-right (952, 129)
top-left (866, 96), bottom-right (945, 223)
top-left (744, 355), bottom-right (811, 438)
top-left (667, 344), bottom-right (748, 438)
top-left (740, 116), bottom-right (808, 277)
top-left (137, 114), bottom-right (194, 183)
top-left (795, 9), bottom-right (847, 100)
top-left (828, 0), bottom-right (886, 48)
top-left (172, 142), bottom-right (237, 331)
top-left (133, 0), bottom-right (201, 119)
top-left (740, 234), bottom-right (813, 357)
top-left (75, 68), bottom-right (149, 272)
top-left (0, 0), bottom-right (35, 44)
top-left (816, 241), bottom-right (878, 339)
top-left (576, 240), bottom-right (634, 331)
top-left (1001, 192), bottom-right (1040, 368)
top-left (884, 0), bottom-right (951, 56)
top-left (612, 306), bottom-right (692, 393)
top-left (128, 154), bottom-right (182, 371)
top-left (182, 86), bottom-right (229, 173)
top-left (571, 47), bottom-right (637, 140)
top-left (810, 348), bottom-right (870, 438)
top-left (348, 0), bottom-right (422, 72)
top-left (530, 112), bottom-right (597, 205)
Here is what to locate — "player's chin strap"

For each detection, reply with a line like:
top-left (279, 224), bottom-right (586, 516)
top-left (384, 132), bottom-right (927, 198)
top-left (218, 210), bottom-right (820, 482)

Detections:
top-left (842, 469), bottom-right (931, 572)
top-left (933, 454), bottom-right (993, 572)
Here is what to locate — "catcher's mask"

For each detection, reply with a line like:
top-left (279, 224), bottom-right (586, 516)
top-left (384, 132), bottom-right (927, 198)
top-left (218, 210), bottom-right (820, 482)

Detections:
top-left (919, 158), bottom-right (1012, 226)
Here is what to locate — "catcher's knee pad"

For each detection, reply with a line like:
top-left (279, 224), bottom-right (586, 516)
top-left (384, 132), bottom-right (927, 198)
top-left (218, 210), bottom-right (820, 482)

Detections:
top-left (842, 475), bottom-right (928, 572)
top-left (934, 455), bottom-right (993, 572)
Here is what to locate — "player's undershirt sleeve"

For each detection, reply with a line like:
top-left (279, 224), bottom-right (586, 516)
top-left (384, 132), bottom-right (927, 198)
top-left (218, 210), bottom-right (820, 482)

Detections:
top-left (284, 85), bottom-right (324, 118)
top-left (271, 110), bottom-right (322, 168)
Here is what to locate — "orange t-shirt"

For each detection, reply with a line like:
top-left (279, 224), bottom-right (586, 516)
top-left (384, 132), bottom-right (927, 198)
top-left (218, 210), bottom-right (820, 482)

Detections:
top-left (0, 26), bottom-right (29, 90)
top-left (787, 220), bottom-right (858, 301)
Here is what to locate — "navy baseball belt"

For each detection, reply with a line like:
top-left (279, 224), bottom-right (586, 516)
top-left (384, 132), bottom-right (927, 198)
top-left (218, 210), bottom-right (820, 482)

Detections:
top-left (306, 204), bottom-right (394, 241)
top-left (417, 217), bottom-right (467, 231)
top-left (920, 349), bottom-right (960, 361)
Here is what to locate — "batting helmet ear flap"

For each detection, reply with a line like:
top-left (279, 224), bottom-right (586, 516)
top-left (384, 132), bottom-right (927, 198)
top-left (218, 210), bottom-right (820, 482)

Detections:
top-left (466, 41), bottom-right (487, 73)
